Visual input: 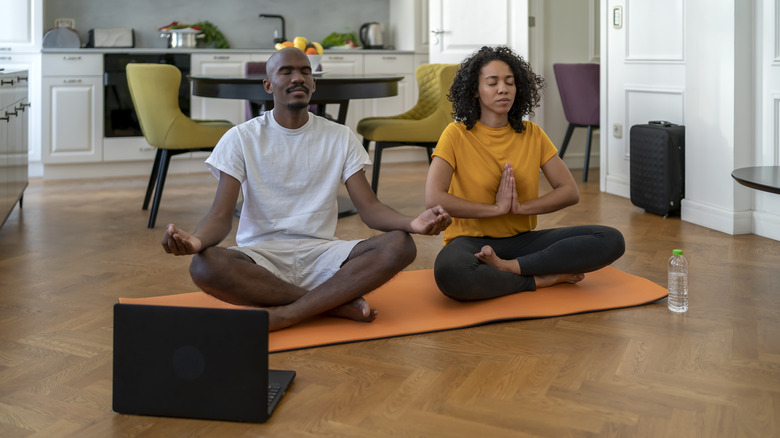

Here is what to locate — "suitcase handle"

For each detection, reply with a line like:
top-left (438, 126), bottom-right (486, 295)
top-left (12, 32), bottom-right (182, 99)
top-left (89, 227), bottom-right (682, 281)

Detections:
top-left (649, 120), bottom-right (675, 127)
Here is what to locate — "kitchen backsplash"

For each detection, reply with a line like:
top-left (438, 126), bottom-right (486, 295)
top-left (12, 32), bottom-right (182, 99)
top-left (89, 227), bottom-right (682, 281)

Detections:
top-left (43, 0), bottom-right (390, 49)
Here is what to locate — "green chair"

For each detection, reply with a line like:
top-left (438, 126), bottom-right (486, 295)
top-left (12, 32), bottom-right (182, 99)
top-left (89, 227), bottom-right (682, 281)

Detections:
top-left (357, 63), bottom-right (458, 194)
top-left (126, 63), bottom-right (233, 228)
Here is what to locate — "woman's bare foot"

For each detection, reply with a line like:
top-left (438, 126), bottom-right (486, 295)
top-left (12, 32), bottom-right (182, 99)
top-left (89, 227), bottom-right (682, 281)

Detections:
top-left (327, 297), bottom-right (378, 323)
top-left (474, 245), bottom-right (521, 274)
top-left (534, 273), bottom-right (585, 288)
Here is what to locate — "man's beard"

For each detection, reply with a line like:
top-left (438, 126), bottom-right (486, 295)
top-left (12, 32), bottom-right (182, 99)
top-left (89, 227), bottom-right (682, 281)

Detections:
top-left (287, 102), bottom-right (310, 111)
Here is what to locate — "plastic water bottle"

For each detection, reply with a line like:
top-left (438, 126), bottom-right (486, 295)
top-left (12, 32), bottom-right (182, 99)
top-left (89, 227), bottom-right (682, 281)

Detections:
top-left (667, 249), bottom-right (688, 312)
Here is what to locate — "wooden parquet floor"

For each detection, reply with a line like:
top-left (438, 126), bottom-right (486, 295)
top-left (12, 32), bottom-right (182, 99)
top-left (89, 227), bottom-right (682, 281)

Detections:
top-left (0, 163), bottom-right (779, 437)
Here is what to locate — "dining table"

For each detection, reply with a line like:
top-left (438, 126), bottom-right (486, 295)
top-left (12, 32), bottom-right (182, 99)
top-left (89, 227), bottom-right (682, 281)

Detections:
top-left (188, 72), bottom-right (404, 216)
top-left (189, 72), bottom-right (403, 124)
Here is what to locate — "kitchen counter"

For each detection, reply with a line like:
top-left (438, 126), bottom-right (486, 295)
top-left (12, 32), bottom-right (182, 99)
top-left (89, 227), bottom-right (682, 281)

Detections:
top-left (41, 48), bottom-right (420, 55)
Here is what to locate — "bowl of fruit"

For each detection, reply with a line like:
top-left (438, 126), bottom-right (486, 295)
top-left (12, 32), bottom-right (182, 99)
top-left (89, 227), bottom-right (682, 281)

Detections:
top-left (275, 36), bottom-right (324, 71)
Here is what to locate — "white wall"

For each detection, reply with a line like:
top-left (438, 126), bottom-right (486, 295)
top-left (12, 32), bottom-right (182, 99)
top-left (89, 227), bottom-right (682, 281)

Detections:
top-left (602, 0), bottom-right (780, 241)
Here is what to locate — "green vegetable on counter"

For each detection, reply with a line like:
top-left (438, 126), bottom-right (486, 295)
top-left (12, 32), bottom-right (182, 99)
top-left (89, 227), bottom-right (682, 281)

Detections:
top-left (194, 21), bottom-right (230, 49)
top-left (321, 29), bottom-right (360, 48)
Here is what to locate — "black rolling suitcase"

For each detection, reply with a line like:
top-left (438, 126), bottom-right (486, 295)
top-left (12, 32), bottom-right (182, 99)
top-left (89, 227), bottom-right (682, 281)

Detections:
top-left (629, 121), bottom-right (685, 216)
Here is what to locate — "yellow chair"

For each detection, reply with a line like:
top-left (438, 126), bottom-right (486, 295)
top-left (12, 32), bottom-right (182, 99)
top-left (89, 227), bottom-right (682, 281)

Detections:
top-left (357, 63), bottom-right (458, 194)
top-left (126, 63), bottom-right (233, 228)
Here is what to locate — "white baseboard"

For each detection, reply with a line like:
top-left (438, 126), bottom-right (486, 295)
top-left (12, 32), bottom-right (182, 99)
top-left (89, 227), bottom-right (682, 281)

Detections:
top-left (41, 158), bottom-right (208, 181)
top-left (681, 198), bottom-right (753, 236)
top-left (604, 174), bottom-right (630, 199)
top-left (753, 210), bottom-right (780, 241)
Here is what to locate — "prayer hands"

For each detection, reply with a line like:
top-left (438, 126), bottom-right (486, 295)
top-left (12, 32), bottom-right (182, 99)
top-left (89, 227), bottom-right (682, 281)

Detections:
top-left (410, 205), bottom-right (452, 235)
top-left (161, 224), bottom-right (203, 256)
top-left (495, 163), bottom-right (517, 214)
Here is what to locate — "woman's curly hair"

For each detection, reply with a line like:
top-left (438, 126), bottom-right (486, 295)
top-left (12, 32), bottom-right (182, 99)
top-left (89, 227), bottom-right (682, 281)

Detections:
top-left (449, 46), bottom-right (544, 133)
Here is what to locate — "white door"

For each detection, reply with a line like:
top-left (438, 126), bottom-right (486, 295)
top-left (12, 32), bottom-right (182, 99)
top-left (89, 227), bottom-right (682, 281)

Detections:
top-left (602, 0), bottom-right (685, 196)
top-left (429, 0), bottom-right (529, 64)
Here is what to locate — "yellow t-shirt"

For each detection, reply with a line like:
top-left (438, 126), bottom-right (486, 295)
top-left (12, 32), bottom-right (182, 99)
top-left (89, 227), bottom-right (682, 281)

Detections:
top-left (432, 121), bottom-right (558, 245)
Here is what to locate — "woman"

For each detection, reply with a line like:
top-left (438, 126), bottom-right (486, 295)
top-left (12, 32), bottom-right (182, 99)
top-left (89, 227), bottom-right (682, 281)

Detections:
top-left (425, 46), bottom-right (625, 301)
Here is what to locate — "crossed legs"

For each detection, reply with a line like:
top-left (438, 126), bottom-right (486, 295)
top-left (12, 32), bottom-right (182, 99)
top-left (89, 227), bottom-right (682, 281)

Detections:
top-left (189, 230), bottom-right (416, 331)
top-left (434, 225), bottom-right (625, 301)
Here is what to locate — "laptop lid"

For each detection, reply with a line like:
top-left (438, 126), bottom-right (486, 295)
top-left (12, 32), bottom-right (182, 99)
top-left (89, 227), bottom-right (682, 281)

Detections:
top-left (113, 303), bottom-right (294, 423)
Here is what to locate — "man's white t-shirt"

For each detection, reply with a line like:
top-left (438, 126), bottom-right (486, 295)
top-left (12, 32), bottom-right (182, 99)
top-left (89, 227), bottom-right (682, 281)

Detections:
top-left (205, 110), bottom-right (371, 247)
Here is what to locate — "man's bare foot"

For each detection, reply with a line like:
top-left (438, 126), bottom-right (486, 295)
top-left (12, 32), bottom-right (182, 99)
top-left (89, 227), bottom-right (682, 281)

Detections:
top-left (327, 297), bottom-right (378, 323)
top-left (263, 297), bottom-right (377, 331)
top-left (475, 245), bottom-right (521, 274)
top-left (534, 273), bottom-right (585, 288)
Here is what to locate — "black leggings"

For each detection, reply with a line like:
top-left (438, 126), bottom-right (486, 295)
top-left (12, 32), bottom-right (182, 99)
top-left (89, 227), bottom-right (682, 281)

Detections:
top-left (433, 225), bottom-right (625, 301)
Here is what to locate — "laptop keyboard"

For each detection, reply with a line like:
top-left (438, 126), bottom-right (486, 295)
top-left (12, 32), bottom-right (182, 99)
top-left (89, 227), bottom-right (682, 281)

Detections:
top-left (268, 382), bottom-right (282, 405)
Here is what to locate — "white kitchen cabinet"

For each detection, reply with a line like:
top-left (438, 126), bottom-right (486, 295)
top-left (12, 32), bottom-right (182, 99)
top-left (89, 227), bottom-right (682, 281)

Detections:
top-left (190, 53), bottom-right (272, 125)
top-left (320, 53), bottom-right (365, 131)
top-left (0, 52), bottom-right (41, 164)
top-left (362, 53), bottom-right (415, 119)
top-left (0, 0), bottom-right (43, 52)
top-left (41, 54), bottom-right (103, 163)
top-left (0, 69), bottom-right (29, 227)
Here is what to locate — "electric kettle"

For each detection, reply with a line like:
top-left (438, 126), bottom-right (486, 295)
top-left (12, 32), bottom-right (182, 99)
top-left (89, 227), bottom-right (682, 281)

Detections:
top-left (359, 22), bottom-right (384, 49)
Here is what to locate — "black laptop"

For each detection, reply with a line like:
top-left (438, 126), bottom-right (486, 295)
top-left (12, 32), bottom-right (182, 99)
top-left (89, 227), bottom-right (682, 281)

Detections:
top-left (112, 304), bottom-right (295, 423)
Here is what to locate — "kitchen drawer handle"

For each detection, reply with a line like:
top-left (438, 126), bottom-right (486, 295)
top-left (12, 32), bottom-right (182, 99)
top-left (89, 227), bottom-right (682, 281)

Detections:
top-left (327, 56), bottom-right (344, 60)
top-left (0, 79), bottom-right (13, 86)
top-left (0, 116), bottom-right (9, 122)
top-left (63, 56), bottom-right (82, 61)
top-left (15, 105), bottom-right (25, 112)
top-left (63, 79), bottom-right (83, 84)
top-left (17, 76), bottom-right (28, 82)
top-left (381, 56), bottom-right (397, 60)
top-left (0, 56), bottom-right (11, 61)
top-left (22, 102), bottom-right (31, 108)
top-left (5, 110), bottom-right (18, 117)
top-left (213, 55), bottom-right (230, 60)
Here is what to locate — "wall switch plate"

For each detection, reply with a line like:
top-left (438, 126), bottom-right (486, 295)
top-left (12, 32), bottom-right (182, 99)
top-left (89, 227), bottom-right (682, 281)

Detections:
top-left (54, 18), bottom-right (75, 29)
top-left (612, 6), bottom-right (623, 29)
top-left (613, 123), bottom-right (623, 138)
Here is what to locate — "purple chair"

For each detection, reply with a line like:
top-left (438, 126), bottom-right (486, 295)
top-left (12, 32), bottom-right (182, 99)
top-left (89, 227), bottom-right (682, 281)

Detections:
top-left (245, 61), bottom-right (331, 121)
top-left (245, 62), bottom-right (267, 120)
top-left (553, 63), bottom-right (600, 182)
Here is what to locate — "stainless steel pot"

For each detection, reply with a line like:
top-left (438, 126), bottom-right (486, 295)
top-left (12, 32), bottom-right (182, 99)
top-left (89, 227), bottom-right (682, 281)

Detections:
top-left (160, 30), bottom-right (203, 48)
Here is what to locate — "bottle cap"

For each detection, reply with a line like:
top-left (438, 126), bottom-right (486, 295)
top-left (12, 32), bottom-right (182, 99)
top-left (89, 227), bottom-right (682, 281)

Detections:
top-left (672, 249), bottom-right (683, 255)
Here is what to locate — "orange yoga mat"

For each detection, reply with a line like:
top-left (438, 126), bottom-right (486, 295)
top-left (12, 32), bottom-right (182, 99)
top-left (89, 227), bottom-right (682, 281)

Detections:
top-left (119, 266), bottom-right (667, 353)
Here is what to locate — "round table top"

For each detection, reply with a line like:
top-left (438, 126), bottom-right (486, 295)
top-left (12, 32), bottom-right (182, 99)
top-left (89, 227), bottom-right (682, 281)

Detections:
top-left (731, 166), bottom-right (780, 195)
top-left (189, 73), bottom-right (403, 102)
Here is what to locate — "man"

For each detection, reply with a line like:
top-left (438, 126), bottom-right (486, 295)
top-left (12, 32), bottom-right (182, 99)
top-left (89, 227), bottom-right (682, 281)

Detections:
top-left (161, 47), bottom-right (451, 331)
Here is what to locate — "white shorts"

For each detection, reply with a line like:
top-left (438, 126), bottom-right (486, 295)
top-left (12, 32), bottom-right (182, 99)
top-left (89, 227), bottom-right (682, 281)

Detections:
top-left (229, 238), bottom-right (364, 290)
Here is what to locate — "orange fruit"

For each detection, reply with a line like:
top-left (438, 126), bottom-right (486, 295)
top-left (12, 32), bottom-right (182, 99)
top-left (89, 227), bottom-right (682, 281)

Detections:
top-left (282, 41), bottom-right (294, 47)
top-left (305, 47), bottom-right (318, 55)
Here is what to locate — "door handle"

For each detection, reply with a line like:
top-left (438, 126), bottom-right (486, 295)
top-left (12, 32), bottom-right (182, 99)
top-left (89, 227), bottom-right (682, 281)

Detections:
top-left (431, 29), bottom-right (445, 45)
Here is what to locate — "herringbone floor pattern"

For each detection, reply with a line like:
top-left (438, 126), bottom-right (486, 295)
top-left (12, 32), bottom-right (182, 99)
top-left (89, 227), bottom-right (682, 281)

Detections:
top-left (0, 163), bottom-right (778, 437)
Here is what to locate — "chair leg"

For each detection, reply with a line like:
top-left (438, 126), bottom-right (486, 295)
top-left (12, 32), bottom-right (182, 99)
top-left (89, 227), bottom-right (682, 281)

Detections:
top-left (583, 125), bottom-right (594, 182)
top-left (362, 138), bottom-right (371, 153)
top-left (426, 145), bottom-right (434, 163)
top-left (148, 149), bottom-right (172, 228)
top-left (559, 124), bottom-right (575, 158)
top-left (371, 142), bottom-right (384, 194)
top-left (143, 149), bottom-right (162, 210)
